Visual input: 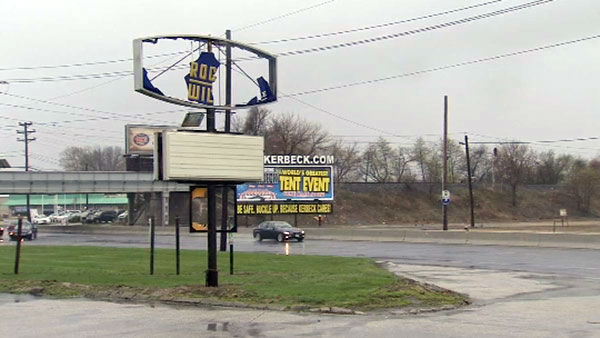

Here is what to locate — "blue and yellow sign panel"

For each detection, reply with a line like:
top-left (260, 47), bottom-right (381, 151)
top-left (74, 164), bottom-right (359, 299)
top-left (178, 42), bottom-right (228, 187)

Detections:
top-left (184, 52), bottom-right (220, 105)
top-left (237, 166), bottom-right (334, 202)
top-left (236, 202), bottom-right (333, 215)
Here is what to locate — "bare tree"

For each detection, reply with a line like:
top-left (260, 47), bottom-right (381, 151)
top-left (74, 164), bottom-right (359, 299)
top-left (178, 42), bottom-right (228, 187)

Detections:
top-left (446, 139), bottom-right (464, 184)
top-left (564, 159), bottom-right (600, 213)
top-left (411, 138), bottom-right (430, 181)
top-left (236, 106), bottom-right (270, 136)
top-left (362, 138), bottom-right (394, 182)
top-left (494, 144), bottom-right (535, 206)
top-left (60, 146), bottom-right (125, 171)
top-left (392, 146), bottom-right (412, 182)
top-left (534, 151), bottom-right (573, 184)
top-left (565, 166), bottom-right (600, 213)
top-left (266, 113), bottom-right (330, 155)
top-left (468, 145), bottom-right (492, 182)
top-left (329, 140), bottom-right (360, 182)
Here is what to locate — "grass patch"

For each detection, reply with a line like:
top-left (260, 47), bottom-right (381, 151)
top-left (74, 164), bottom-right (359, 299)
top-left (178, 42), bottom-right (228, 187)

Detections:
top-left (0, 246), bottom-right (466, 311)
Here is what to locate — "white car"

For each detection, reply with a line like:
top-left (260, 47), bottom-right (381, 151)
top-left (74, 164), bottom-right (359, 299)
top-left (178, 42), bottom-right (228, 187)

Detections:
top-left (33, 215), bottom-right (51, 225)
top-left (53, 213), bottom-right (70, 223)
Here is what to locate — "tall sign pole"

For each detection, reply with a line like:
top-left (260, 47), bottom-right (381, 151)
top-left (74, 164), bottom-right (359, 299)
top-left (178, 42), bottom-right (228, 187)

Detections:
top-left (17, 121), bottom-right (35, 223)
top-left (220, 29), bottom-right (233, 252)
top-left (206, 184), bottom-right (218, 286)
top-left (203, 41), bottom-right (219, 287)
top-left (442, 96), bottom-right (448, 231)
top-left (225, 29), bottom-right (232, 132)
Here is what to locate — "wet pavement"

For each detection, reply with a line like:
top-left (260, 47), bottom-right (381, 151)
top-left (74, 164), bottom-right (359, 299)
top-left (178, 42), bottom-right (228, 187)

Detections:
top-left (1, 231), bottom-right (600, 336)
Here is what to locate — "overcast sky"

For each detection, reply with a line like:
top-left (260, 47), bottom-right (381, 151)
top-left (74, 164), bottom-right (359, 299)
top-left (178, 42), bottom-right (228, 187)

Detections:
top-left (1, 0), bottom-right (599, 170)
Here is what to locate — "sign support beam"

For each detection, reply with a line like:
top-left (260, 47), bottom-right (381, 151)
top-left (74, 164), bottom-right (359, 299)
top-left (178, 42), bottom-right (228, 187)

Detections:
top-left (206, 184), bottom-right (218, 287)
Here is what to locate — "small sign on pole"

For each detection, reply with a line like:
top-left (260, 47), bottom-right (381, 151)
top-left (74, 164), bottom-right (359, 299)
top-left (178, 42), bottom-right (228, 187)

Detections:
top-left (441, 190), bottom-right (451, 206)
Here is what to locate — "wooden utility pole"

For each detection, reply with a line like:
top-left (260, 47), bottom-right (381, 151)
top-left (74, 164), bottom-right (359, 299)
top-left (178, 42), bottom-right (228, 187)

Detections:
top-left (464, 135), bottom-right (475, 228)
top-left (17, 122), bottom-right (35, 223)
top-left (442, 96), bottom-right (448, 231)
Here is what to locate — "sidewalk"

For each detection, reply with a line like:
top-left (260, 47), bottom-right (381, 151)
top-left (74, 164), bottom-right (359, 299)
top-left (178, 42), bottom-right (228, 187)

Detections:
top-left (38, 220), bottom-right (600, 250)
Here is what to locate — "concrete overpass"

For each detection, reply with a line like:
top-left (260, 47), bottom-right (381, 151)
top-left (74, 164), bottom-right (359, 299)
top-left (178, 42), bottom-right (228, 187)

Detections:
top-left (0, 171), bottom-right (190, 194)
top-left (0, 171), bottom-right (192, 226)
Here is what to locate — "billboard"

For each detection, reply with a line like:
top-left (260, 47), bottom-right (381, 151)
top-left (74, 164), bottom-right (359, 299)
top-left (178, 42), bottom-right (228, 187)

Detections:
top-left (157, 131), bottom-right (264, 182)
top-left (236, 202), bottom-right (333, 215)
top-left (125, 124), bottom-right (176, 155)
top-left (237, 165), bottom-right (334, 202)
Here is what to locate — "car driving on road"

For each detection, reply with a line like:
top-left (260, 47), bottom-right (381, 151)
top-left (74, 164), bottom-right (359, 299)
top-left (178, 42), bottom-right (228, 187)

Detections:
top-left (253, 221), bottom-right (305, 242)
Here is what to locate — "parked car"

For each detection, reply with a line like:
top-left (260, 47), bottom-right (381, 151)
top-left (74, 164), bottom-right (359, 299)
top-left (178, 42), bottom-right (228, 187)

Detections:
top-left (6, 220), bottom-right (38, 240)
top-left (94, 210), bottom-right (117, 223)
top-left (33, 215), bottom-right (51, 225)
top-left (253, 221), bottom-right (305, 242)
top-left (52, 212), bottom-right (70, 223)
top-left (68, 211), bottom-right (83, 223)
top-left (0, 225), bottom-right (4, 238)
top-left (117, 210), bottom-right (128, 220)
top-left (80, 209), bottom-right (97, 223)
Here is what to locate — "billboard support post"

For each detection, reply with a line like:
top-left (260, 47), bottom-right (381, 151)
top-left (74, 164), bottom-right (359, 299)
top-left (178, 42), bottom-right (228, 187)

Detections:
top-left (149, 216), bottom-right (155, 275)
top-left (206, 184), bottom-right (218, 287)
top-left (220, 186), bottom-right (228, 251)
top-left (175, 216), bottom-right (180, 275)
top-left (14, 217), bottom-right (23, 275)
top-left (229, 233), bottom-right (234, 275)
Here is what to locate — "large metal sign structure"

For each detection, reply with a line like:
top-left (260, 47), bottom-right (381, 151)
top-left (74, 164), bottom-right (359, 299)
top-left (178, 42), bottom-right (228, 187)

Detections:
top-left (133, 31), bottom-right (277, 287)
top-left (133, 34), bottom-right (277, 111)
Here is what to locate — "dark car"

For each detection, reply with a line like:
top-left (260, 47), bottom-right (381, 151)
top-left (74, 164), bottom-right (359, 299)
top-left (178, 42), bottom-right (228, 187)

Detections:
top-left (6, 220), bottom-right (38, 241)
top-left (0, 225), bottom-right (4, 238)
top-left (95, 210), bottom-right (117, 223)
top-left (253, 221), bottom-right (305, 242)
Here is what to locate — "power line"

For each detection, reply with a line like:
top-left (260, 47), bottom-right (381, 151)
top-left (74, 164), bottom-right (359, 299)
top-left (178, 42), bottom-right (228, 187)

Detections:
top-left (283, 93), bottom-right (399, 137)
top-left (0, 91), bottom-right (185, 125)
top-left (285, 33), bottom-right (600, 97)
top-left (276, 0), bottom-right (554, 57)
top-left (467, 132), bottom-right (600, 152)
top-left (1, 0), bottom-right (554, 84)
top-left (0, 0), bottom-right (499, 73)
top-left (0, 1), bottom-right (335, 73)
top-left (331, 133), bottom-right (462, 138)
top-left (0, 50), bottom-right (185, 72)
top-left (232, 0), bottom-right (336, 32)
top-left (251, 0), bottom-right (503, 44)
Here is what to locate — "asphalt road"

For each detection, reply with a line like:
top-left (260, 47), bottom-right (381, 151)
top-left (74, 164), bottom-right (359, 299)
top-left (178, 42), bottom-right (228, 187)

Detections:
top-left (1, 231), bottom-right (600, 337)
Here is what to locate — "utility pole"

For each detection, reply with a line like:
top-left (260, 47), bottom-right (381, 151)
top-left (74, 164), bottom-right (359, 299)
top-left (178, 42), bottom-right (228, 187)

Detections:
top-left (364, 152), bottom-right (370, 183)
top-left (464, 135), bottom-right (475, 228)
top-left (442, 96), bottom-right (448, 231)
top-left (17, 121), bottom-right (35, 222)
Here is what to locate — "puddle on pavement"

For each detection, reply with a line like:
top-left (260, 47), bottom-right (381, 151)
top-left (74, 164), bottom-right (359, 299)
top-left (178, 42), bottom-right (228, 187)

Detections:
top-left (207, 322), bottom-right (230, 332)
top-left (0, 293), bottom-right (39, 305)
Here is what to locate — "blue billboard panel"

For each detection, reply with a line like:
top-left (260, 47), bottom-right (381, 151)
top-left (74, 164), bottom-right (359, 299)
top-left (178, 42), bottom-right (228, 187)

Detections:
top-left (237, 166), bottom-right (334, 201)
